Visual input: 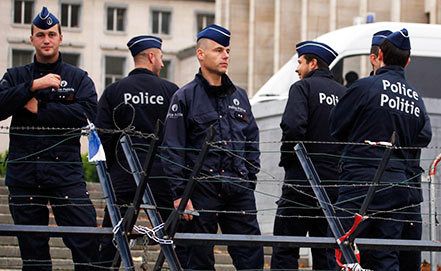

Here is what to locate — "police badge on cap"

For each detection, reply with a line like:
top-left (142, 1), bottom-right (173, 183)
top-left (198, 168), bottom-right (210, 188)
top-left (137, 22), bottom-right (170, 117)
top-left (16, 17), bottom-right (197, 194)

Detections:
top-left (33, 7), bottom-right (60, 30)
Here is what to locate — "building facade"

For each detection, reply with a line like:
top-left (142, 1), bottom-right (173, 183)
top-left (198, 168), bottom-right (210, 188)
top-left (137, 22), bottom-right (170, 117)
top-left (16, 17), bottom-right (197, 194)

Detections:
top-left (0, 0), bottom-right (215, 151)
top-left (216, 0), bottom-right (441, 96)
top-left (0, 0), bottom-right (215, 93)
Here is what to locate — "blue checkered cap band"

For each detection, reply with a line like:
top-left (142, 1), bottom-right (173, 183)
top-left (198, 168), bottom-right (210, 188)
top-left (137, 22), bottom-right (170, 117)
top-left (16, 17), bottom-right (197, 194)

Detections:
top-left (33, 7), bottom-right (59, 30)
top-left (296, 41), bottom-right (338, 66)
top-left (127, 35), bottom-right (162, 56)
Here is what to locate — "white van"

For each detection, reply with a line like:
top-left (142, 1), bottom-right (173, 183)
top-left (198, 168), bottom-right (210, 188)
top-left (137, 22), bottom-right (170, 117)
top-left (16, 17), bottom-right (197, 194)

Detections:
top-left (251, 22), bottom-right (441, 104)
top-left (252, 22), bottom-right (441, 266)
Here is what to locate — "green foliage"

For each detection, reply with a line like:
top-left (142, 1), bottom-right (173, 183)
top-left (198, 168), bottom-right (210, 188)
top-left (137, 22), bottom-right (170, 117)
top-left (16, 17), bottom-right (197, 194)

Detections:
top-left (0, 151), bottom-right (98, 183)
top-left (0, 151), bottom-right (7, 177)
top-left (81, 154), bottom-right (99, 183)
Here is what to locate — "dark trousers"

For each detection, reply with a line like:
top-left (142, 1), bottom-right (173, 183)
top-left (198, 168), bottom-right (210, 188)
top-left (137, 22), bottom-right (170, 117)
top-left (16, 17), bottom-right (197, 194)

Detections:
top-left (271, 168), bottom-right (336, 270)
top-left (98, 189), bottom-right (173, 268)
top-left (271, 200), bottom-right (335, 270)
top-left (335, 166), bottom-right (414, 271)
top-left (336, 199), bottom-right (405, 271)
top-left (8, 183), bottom-right (99, 271)
top-left (177, 180), bottom-right (264, 270)
top-left (399, 205), bottom-right (422, 271)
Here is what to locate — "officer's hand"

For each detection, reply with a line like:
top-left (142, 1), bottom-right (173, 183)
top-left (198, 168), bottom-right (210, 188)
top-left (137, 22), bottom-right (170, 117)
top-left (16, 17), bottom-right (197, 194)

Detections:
top-left (31, 73), bottom-right (61, 92)
top-left (24, 98), bottom-right (38, 114)
top-left (173, 198), bottom-right (194, 221)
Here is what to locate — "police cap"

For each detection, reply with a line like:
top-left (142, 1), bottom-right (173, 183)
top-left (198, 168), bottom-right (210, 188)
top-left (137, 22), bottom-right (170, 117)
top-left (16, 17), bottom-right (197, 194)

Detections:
top-left (371, 30), bottom-right (392, 47)
top-left (296, 41), bottom-right (338, 66)
top-left (197, 24), bottom-right (231, 47)
top-left (127, 35), bottom-right (162, 57)
top-left (386, 28), bottom-right (411, 50)
top-left (33, 7), bottom-right (59, 30)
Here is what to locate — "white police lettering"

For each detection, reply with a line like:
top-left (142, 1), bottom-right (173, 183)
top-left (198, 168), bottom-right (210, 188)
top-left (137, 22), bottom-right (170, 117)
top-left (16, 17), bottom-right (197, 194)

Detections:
top-left (318, 92), bottom-right (339, 106)
top-left (123, 92), bottom-right (164, 105)
top-left (380, 79), bottom-right (420, 117)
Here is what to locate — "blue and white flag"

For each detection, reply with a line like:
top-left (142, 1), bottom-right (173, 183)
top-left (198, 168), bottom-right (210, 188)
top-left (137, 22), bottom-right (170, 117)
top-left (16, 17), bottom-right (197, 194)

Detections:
top-left (88, 129), bottom-right (106, 162)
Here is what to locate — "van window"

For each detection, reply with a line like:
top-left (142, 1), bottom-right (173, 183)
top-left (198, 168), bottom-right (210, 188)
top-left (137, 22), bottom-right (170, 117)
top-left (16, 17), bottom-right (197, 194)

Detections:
top-left (331, 54), bottom-right (372, 87)
top-left (406, 56), bottom-right (441, 99)
top-left (332, 55), bottom-right (441, 98)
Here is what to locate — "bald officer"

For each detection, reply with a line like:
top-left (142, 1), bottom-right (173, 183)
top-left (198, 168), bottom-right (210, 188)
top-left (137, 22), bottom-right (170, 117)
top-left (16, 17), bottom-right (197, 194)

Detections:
top-left (330, 29), bottom-right (431, 271)
top-left (271, 41), bottom-right (344, 270)
top-left (162, 24), bottom-right (263, 270)
top-left (0, 7), bottom-right (99, 270)
top-left (95, 35), bottom-right (178, 268)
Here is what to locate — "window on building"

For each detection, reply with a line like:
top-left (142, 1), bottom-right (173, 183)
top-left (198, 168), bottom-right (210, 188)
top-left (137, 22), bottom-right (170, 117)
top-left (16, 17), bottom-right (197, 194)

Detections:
top-left (12, 49), bottom-right (33, 67)
top-left (196, 13), bottom-right (214, 32)
top-left (61, 3), bottom-right (81, 28)
top-left (107, 7), bottom-right (126, 32)
top-left (63, 53), bottom-right (80, 67)
top-left (13, 0), bottom-right (34, 24)
top-left (159, 60), bottom-right (171, 80)
top-left (152, 10), bottom-right (171, 35)
top-left (105, 56), bottom-right (125, 86)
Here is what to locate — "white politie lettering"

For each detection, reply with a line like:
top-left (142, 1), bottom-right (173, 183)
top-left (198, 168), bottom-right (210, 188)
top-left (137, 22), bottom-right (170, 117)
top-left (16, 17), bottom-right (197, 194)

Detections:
top-left (380, 80), bottom-right (420, 117)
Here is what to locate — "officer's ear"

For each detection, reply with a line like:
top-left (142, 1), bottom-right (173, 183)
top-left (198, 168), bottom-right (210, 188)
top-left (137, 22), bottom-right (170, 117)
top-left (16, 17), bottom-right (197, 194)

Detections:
top-left (369, 53), bottom-right (377, 65)
top-left (147, 51), bottom-right (156, 64)
top-left (309, 58), bottom-right (318, 70)
top-left (377, 48), bottom-right (384, 62)
top-left (196, 47), bottom-right (204, 62)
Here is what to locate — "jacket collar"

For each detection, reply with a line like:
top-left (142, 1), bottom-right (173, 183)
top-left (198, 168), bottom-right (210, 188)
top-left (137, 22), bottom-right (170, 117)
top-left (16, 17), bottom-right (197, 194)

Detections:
top-left (303, 68), bottom-right (334, 80)
top-left (33, 53), bottom-right (62, 72)
top-left (376, 65), bottom-right (405, 76)
top-left (195, 70), bottom-right (236, 97)
top-left (129, 68), bottom-right (156, 76)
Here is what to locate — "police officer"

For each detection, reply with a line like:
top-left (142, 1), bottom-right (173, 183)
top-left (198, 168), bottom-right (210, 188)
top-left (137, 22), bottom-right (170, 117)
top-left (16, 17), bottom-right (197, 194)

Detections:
top-left (370, 30), bottom-right (392, 74)
top-left (370, 29), bottom-right (425, 271)
top-left (0, 7), bottom-right (99, 271)
top-left (271, 41), bottom-right (344, 270)
top-left (162, 24), bottom-right (264, 270)
top-left (95, 35), bottom-right (178, 268)
top-left (330, 29), bottom-right (432, 271)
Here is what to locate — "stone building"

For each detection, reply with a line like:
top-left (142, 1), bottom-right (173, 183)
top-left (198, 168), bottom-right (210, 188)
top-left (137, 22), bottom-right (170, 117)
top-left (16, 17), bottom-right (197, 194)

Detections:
top-left (216, 0), bottom-right (441, 96)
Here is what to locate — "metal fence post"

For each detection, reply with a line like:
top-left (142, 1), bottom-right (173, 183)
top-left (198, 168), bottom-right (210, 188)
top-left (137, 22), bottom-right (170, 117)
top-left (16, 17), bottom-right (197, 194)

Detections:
top-left (428, 154), bottom-right (441, 271)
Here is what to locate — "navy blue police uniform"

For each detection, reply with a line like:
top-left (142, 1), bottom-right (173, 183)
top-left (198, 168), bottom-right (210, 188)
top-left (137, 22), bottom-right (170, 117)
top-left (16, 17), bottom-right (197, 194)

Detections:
top-left (271, 41), bottom-right (345, 270)
top-left (329, 29), bottom-right (431, 271)
top-left (0, 7), bottom-right (99, 271)
top-left (162, 24), bottom-right (264, 270)
top-left (372, 29), bottom-right (423, 271)
top-left (95, 35), bottom-right (178, 268)
top-left (399, 149), bottom-right (424, 271)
